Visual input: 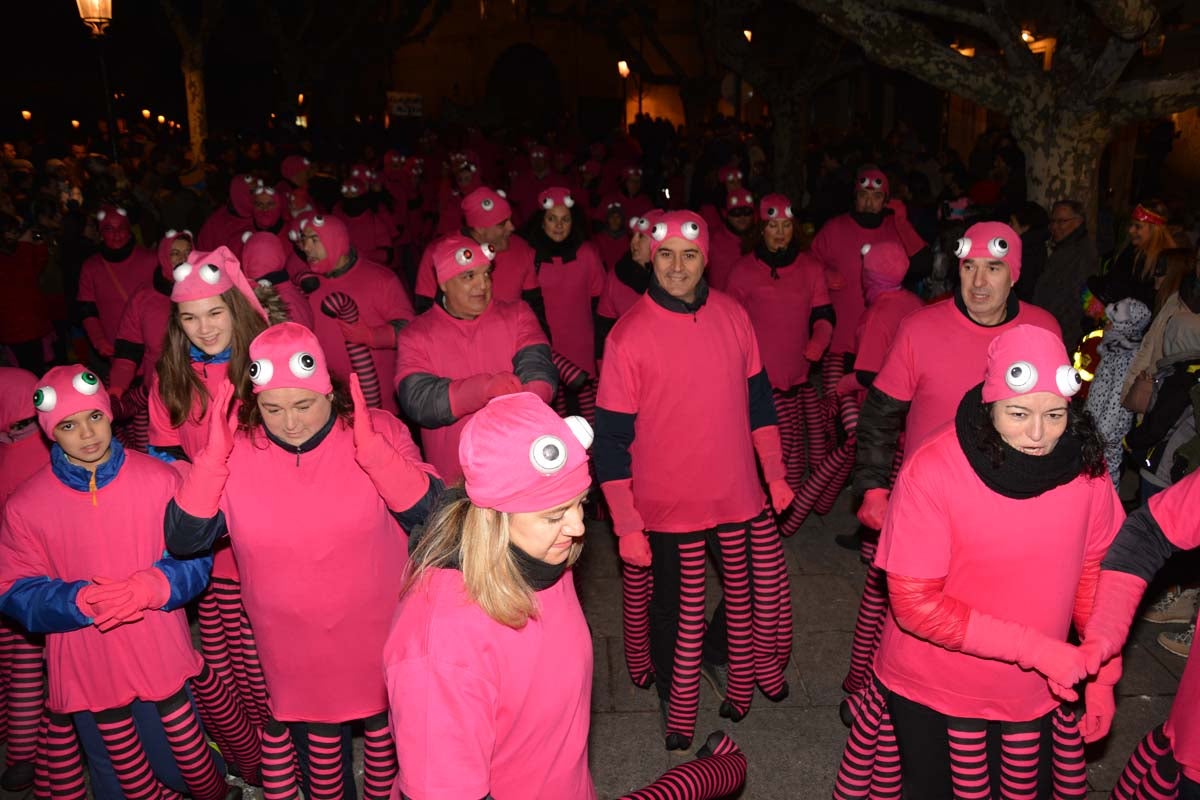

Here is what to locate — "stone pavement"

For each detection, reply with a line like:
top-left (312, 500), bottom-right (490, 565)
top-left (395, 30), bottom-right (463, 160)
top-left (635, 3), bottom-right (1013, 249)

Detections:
top-left (0, 485), bottom-right (1188, 799)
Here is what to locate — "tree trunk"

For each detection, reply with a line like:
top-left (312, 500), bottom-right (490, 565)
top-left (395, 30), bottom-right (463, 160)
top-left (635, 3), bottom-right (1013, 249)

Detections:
top-left (1010, 104), bottom-right (1108, 238)
top-left (181, 44), bottom-right (208, 166)
top-left (769, 89), bottom-right (810, 204)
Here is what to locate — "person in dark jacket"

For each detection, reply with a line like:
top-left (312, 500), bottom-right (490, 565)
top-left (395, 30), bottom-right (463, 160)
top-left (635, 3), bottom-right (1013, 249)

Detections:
top-left (1034, 200), bottom-right (1099, 350)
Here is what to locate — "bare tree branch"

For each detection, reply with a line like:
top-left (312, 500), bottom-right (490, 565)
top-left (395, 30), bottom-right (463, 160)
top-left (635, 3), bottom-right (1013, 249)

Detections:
top-left (1084, 0), bottom-right (1159, 39)
top-left (880, 0), bottom-right (993, 34)
top-left (393, 0), bottom-right (452, 45)
top-left (982, 0), bottom-right (1041, 75)
top-left (1084, 35), bottom-right (1140, 100)
top-left (1105, 69), bottom-right (1200, 124)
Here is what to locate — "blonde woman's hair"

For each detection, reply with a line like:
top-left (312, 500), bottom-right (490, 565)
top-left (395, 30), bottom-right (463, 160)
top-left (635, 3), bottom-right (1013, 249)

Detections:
top-left (1135, 199), bottom-right (1179, 281)
top-left (403, 491), bottom-right (583, 629)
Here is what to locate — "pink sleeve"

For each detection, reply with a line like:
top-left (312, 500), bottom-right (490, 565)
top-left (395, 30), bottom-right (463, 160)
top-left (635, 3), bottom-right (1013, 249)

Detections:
top-left (394, 325), bottom-right (435, 384)
top-left (871, 317), bottom-right (919, 402)
top-left (811, 263), bottom-right (832, 308)
top-left (586, 248), bottom-right (605, 297)
top-left (147, 380), bottom-right (182, 449)
top-left (375, 272), bottom-right (414, 324)
top-left (736, 305), bottom-right (765, 378)
top-left (809, 227), bottom-right (833, 270)
top-left (521, 255), bottom-right (539, 292)
top-left (387, 657), bottom-right (496, 799)
top-left (853, 309), bottom-right (889, 375)
top-left (77, 259), bottom-right (97, 304)
top-left (515, 302), bottom-right (550, 350)
top-left (1149, 469), bottom-right (1200, 549)
top-left (596, 336), bottom-right (639, 414)
top-left (0, 504), bottom-right (50, 596)
top-left (596, 277), bottom-right (617, 318)
top-left (415, 243), bottom-right (437, 298)
top-left (874, 457), bottom-right (952, 579)
top-left (1084, 478), bottom-right (1124, 561)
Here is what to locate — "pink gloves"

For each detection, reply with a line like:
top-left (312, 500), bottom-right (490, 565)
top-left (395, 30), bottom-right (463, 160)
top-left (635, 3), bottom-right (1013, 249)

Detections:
top-left (804, 320), bottom-right (834, 362)
top-left (83, 318), bottom-right (114, 358)
top-left (485, 372), bottom-right (523, 399)
top-left (175, 382), bottom-right (237, 518)
top-left (751, 426), bottom-right (793, 513)
top-left (602, 478), bottom-right (651, 567)
top-left (449, 373), bottom-right (493, 418)
top-left (887, 198), bottom-right (926, 255)
top-left (350, 374), bottom-right (431, 512)
top-left (962, 611), bottom-right (1093, 700)
top-left (523, 379), bottom-right (555, 403)
top-left (836, 372), bottom-right (864, 397)
top-left (1081, 570), bottom-right (1149, 666)
top-left (857, 488), bottom-right (890, 530)
top-left (107, 358), bottom-right (137, 398)
top-left (338, 320), bottom-right (396, 349)
top-left (1081, 656), bottom-right (1122, 743)
top-left (76, 570), bottom-right (170, 632)
top-left (825, 269), bottom-right (845, 291)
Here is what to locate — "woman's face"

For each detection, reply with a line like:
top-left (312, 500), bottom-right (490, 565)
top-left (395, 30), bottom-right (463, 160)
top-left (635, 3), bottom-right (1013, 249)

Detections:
top-left (630, 230), bottom-right (652, 264)
top-left (508, 490), bottom-right (588, 565)
top-left (257, 387), bottom-right (332, 447)
top-left (543, 206), bottom-right (572, 243)
top-left (990, 391), bottom-right (1069, 457)
top-left (177, 296), bottom-right (233, 355)
top-left (1129, 220), bottom-right (1150, 249)
top-left (763, 218), bottom-right (794, 251)
top-left (169, 238), bottom-right (192, 267)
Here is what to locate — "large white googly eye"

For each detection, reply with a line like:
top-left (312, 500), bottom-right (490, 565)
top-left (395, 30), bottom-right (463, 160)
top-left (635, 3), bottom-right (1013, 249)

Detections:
top-left (858, 177), bottom-right (872, 189)
top-left (72, 371), bottom-right (101, 396)
top-left (96, 210), bottom-right (107, 222)
top-left (33, 386), bottom-right (57, 412)
top-left (1056, 365), bottom-right (1083, 397)
top-left (288, 228), bottom-right (300, 242)
top-left (563, 195), bottom-right (575, 208)
top-left (312, 215), bottom-right (325, 227)
top-left (954, 237), bottom-right (972, 258)
top-left (529, 434), bottom-right (568, 474)
top-left (480, 242), bottom-right (497, 260)
top-left (861, 243), bottom-right (872, 256)
top-left (636, 217), bottom-right (650, 232)
top-left (651, 222), bottom-right (668, 241)
top-left (681, 221), bottom-right (701, 240)
top-left (242, 231), bottom-right (253, 244)
top-left (199, 264), bottom-right (222, 285)
top-left (736, 170), bottom-right (744, 180)
top-left (495, 189), bottom-right (506, 198)
top-left (242, 175), bottom-right (255, 184)
top-left (257, 278), bottom-right (272, 287)
top-left (173, 264), bottom-right (193, 282)
top-left (871, 178), bottom-right (884, 189)
top-left (1004, 361), bottom-right (1038, 393)
top-left (264, 187), bottom-right (275, 196)
top-left (541, 197), bottom-right (554, 210)
top-left (289, 351), bottom-right (317, 379)
top-left (116, 207), bottom-right (128, 216)
top-left (454, 248), bottom-right (474, 266)
top-left (785, 205), bottom-right (794, 218)
top-left (248, 358), bottom-right (274, 386)
top-left (564, 416), bottom-right (593, 449)
top-left (166, 228), bottom-right (178, 238)
top-left (766, 206), bottom-right (779, 218)
top-left (987, 237), bottom-right (1009, 258)
top-left (481, 198), bottom-right (495, 211)
top-left (341, 184), bottom-right (352, 196)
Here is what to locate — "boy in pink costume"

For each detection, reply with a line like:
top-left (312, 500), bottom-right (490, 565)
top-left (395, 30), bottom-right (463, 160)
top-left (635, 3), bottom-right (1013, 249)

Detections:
top-left (297, 214), bottom-right (413, 415)
top-left (77, 205), bottom-right (158, 359)
top-left (166, 323), bottom-right (440, 800)
top-left (395, 236), bottom-right (556, 483)
top-left (0, 366), bottom-right (237, 800)
top-left (596, 211), bottom-right (794, 750)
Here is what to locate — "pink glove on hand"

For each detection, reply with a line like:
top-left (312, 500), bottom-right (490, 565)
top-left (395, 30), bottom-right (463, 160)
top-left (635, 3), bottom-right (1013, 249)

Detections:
top-left (76, 580), bottom-right (134, 621)
top-left (1081, 656), bottom-right (1122, 743)
top-left (618, 532), bottom-right (652, 568)
top-left (486, 372), bottom-right (523, 399)
top-left (175, 382), bottom-right (238, 518)
top-left (448, 373), bottom-right (494, 418)
top-left (836, 372), bottom-right (864, 397)
top-left (523, 379), bottom-right (555, 403)
top-left (751, 426), bottom-right (787, 484)
top-left (338, 319), bottom-right (396, 349)
top-left (825, 269), bottom-right (846, 291)
top-left (88, 570), bottom-right (171, 632)
top-left (767, 480), bottom-right (795, 515)
top-left (602, 479), bottom-right (647, 538)
top-left (83, 318), bottom-right (114, 358)
top-left (350, 374), bottom-right (431, 513)
top-left (1082, 570), bottom-right (1149, 665)
top-left (963, 611), bottom-right (1090, 694)
top-left (857, 488), bottom-right (890, 530)
top-left (108, 358), bottom-right (137, 398)
top-left (804, 320), bottom-right (834, 362)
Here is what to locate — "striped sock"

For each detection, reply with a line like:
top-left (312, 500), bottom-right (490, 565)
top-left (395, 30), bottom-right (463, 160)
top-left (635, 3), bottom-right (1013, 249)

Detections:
top-left (621, 564), bottom-right (655, 689)
top-left (156, 690), bottom-right (228, 800)
top-left (999, 722), bottom-right (1041, 800)
top-left (362, 713), bottom-right (397, 800)
top-left (305, 724), bottom-right (345, 800)
top-left (748, 510), bottom-right (790, 691)
top-left (716, 527), bottom-right (754, 719)
top-left (619, 731), bottom-right (747, 799)
top-left (842, 564), bottom-right (887, 694)
top-left (260, 719), bottom-right (300, 800)
top-left (5, 632), bottom-right (44, 765)
top-left (947, 718), bottom-right (990, 800)
top-left (94, 706), bottom-right (178, 799)
top-left (664, 540), bottom-right (707, 749)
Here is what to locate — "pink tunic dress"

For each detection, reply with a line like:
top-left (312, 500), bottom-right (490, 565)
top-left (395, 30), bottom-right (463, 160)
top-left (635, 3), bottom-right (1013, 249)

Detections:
top-left (78, 248), bottom-right (159, 345)
top-left (218, 414), bottom-right (423, 721)
top-left (852, 289), bottom-right (924, 375)
top-left (0, 452), bottom-right (202, 713)
top-left (385, 568), bottom-right (595, 800)
top-left (873, 423), bottom-right (1122, 720)
top-left (114, 284), bottom-right (172, 380)
top-left (537, 241), bottom-right (606, 376)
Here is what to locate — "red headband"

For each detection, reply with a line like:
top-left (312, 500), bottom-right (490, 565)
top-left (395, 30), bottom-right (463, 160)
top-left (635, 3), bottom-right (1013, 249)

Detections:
top-left (1132, 204), bottom-right (1166, 226)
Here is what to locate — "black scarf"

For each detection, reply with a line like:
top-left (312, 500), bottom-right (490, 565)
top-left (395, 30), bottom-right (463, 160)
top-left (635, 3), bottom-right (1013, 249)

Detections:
top-left (954, 384), bottom-right (1083, 499)
top-left (342, 196), bottom-right (369, 218)
top-left (615, 253), bottom-right (651, 295)
top-left (153, 269), bottom-right (174, 297)
top-left (953, 289), bottom-right (1020, 327)
top-left (755, 241), bottom-right (800, 279)
top-left (648, 271), bottom-right (709, 314)
top-left (257, 268), bottom-right (290, 287)
top-left (530, 227), bottom-right (579, 269)
top-left (100, 238), bottom-right (136, 263)
top-left (850, 210), bottom-right (885, 229)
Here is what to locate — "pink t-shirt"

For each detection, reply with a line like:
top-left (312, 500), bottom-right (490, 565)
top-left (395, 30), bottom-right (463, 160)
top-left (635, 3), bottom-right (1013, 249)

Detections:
top-left (0, 434), bottom-right (50, 510)
top-left (394, 300), bottom-right (548, 483)
top-left (597, 290), bottom-right (766, 531)
top-left (873, 424), bottom-right (1123, 720)
top-left (220, 415), bottom-right (423, 722)
top-left (810, 213), bottom-right (922, 355)
top-left (596, 266), bottom-right (645, 322)
top-left (537, 241), bottom-right (606, 376)
top-left (872, 298), bottom-right (1061, 457)
top-left (336, 208), bottom-right (394, 266)
top-left (726, 251), bottom-right (831, 390)
top-left (197, 207), bottom-right (253, 256)
top-left (385, 567), bottom-right (595, 800)
top-left (78, 248), bottom-right (159, 344)
top-left (115, 284), bottom-right (172, 379)
top-left (416, 234), bottom-right (539, 305)
top-left (0, 452), bottom-right (202, 713)
top-left (1150, 470), bottom-right (1200, 779)
top-left (707, 223), bottom-right (744, 293)
top-left (852, 289), bottom-right (924, 375)
top-left (307, 257), bottom-right (413, 415)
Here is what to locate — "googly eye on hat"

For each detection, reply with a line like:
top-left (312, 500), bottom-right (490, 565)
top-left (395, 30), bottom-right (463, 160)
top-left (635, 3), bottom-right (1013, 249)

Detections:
top-left (34, 365), bottom-right (113, 437)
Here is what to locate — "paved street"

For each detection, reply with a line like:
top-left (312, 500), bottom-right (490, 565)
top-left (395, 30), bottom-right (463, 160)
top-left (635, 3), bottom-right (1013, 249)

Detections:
top-left (0, 485), bottom-right (1187, 799)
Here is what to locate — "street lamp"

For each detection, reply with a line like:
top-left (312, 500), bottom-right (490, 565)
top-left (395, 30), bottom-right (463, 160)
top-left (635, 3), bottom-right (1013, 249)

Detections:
top-left (76, 0), bottom-right (119, 160)
top-left (20, 110), bottom-right (31, 121)
top-left (617, 61), bottom-right (631, 130)
top-left (142, 109), bottom-right (151, 120)
top-left (743, 30), bottom-right (753, 43)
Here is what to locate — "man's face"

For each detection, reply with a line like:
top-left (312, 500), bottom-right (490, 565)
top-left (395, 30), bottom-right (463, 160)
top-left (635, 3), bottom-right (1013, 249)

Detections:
top-left (959, 258), bottom-right (1013, 323)
top-left (652, 237), bottom-right (705, 304)
top-left (53, 409), bottom-right (112, 466)
top-left (726, 208), bottom-right (754, 233)
top-left (300, 230), bottom-right (326, 264)
top-left (1049, 206), bottom-right (1083, 243)
top-left (854, 187), bottom-right (886, 214)
top-left (471, 219), bottom-right (515, 253)
top-left (441, 265), bottom-right (493, 319)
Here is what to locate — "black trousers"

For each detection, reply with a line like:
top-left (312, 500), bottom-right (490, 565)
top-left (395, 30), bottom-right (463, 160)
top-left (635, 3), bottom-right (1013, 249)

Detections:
top-left (647, 528), bottom-right (734, 700)
top-left (886, 690), bottom-right (1054, 800)
top-left (1182, 775), bottom-right (1200, 799)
